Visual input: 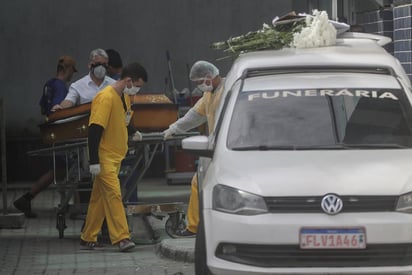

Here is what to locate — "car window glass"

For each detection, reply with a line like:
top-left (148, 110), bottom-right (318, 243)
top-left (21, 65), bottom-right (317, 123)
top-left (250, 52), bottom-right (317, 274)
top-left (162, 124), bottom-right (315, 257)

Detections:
top-left (227, 87), bottom-right (412, 149)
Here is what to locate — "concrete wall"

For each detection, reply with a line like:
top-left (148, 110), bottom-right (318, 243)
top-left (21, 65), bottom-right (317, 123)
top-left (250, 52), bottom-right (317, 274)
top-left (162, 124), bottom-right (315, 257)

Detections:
top-left (0, 0), bottom-right (294, 181)
top-left (0, 0), bottom-right (292, 137)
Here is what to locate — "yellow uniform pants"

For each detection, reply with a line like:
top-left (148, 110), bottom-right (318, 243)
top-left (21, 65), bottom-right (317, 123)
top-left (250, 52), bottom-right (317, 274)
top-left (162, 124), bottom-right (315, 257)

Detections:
top-left (81, 160), bottom-right (130, 244)
top-left (186, 173), bottom-right (199, 233)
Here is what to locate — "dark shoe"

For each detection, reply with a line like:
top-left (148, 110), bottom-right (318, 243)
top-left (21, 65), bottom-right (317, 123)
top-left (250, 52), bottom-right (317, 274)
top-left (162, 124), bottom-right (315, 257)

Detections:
top-left (80, 239), bottom-right (104, 250)
top-left (13, 195), bottom-right (37, 218)
top-left (174, 229), bottom-right (196, 238)
top-left (118, 239), bottom-right (136, 252)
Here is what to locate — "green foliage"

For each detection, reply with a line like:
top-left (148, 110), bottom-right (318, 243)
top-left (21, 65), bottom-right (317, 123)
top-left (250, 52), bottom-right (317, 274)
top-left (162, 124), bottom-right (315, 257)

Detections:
top-left (211, 20), bottom-right (305, 60)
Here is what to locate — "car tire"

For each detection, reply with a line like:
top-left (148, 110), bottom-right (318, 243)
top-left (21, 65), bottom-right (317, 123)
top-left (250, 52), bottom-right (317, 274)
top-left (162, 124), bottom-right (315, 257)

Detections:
top-left (195, 193), bottom-right (212, 275)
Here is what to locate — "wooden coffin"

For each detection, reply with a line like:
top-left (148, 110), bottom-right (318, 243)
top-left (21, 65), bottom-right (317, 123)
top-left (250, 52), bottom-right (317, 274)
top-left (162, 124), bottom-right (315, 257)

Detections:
top-left (130, 94), bottom-right (178, 131)
top-left (39, 103), bottom-right (91, 144)
top-left (46, 103), bottom-right (91, 123)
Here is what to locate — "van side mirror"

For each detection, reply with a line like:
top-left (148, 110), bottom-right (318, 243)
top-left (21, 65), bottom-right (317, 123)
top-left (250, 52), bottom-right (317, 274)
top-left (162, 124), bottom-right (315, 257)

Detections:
top-left (181, 136), bottom-right (213, 158)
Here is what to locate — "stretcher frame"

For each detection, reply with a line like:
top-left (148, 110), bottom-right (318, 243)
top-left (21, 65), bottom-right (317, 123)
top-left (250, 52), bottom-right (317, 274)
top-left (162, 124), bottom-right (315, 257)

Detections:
top-left (27, 139), bottom-right (89, 238)
top-left (123, 132), bottom-right (198, 240)
top-left (26, 133), bottom-right (197, 240)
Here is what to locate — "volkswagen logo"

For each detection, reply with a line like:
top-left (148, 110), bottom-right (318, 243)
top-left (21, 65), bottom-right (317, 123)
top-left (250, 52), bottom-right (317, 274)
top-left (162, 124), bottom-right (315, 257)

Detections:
top-left (321, 194), bottom-right (343, 215)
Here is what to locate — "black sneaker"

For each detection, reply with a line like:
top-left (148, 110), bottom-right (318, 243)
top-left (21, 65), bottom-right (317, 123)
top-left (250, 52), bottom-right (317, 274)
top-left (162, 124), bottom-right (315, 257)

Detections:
top-left (80, 239), bottom-right (105, 250)
top-left (174, 229), bottom-right (196, 238)
top-left (13, 195), bottom-right (37, 218)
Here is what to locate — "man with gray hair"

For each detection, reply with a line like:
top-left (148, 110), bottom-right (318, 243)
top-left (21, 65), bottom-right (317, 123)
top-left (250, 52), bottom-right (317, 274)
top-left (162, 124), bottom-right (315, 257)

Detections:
top-left (52, 48), bottom-right (115, 110)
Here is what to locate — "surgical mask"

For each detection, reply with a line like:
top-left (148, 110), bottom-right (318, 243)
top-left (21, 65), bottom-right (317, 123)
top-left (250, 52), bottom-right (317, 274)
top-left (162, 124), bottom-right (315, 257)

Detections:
top-left (197, 79), bottom-right (213, 92)
top-left (92, 65), bottom-right (106, 79)
top-left (198, 83), bottom-right (213, 92)
top-left (124, 85), bottom-right (141, 95)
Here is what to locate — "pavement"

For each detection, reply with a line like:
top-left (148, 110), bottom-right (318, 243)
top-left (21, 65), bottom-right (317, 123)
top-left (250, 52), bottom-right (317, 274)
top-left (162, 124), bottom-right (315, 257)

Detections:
top-left (0, 177), bottom-right (196, 275)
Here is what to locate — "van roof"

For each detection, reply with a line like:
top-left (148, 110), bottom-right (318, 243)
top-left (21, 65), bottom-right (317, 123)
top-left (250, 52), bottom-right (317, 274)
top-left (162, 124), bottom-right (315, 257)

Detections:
top-left (225, 35), bottom-right (411, 89)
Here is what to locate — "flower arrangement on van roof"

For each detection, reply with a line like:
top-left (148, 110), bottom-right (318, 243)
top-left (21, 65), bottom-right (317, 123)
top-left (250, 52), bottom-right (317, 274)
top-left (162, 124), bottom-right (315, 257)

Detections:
top-left (211, 10), bottom-right (348, 60)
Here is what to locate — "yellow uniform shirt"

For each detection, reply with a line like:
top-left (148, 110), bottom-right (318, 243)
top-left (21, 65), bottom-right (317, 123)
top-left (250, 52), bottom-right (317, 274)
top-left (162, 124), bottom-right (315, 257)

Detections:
top-left (193, 80), bottom-right (224, 135)
top-left (89, 86), bottom-right (132, 163)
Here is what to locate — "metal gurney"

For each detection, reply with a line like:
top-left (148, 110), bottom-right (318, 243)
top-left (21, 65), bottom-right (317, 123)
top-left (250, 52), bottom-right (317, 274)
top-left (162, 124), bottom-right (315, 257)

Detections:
top-left (26, 132), bottom-right (196, 240)
top-left (26, 139), bottom-right (89, 238)
top-left (122, 132), bottom-right (197, 241)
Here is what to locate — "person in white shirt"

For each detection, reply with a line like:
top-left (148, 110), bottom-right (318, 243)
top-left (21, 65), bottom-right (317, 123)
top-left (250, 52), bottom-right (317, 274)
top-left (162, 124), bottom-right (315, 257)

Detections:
top-left (52, 48), bottom-right (115, 110)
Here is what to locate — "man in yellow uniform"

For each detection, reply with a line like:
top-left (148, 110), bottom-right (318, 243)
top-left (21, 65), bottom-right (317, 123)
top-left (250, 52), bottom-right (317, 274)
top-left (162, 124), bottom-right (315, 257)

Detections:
top-left (80, 62), bottom-right (147, 251)
top-left (163, 60), bottom-right (224, 237)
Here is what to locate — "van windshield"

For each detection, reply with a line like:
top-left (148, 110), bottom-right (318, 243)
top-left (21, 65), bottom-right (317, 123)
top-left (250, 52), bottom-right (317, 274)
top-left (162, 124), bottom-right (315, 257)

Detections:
top-left (227, 88), bottom-right (412, 150)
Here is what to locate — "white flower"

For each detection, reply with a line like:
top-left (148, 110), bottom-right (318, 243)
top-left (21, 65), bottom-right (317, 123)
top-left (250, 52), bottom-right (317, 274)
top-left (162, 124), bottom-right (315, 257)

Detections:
top-left (291, 9), bottom-right (337, 49)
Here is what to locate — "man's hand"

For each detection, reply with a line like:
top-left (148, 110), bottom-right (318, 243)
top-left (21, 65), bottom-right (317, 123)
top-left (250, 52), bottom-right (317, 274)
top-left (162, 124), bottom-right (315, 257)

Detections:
top-left (89, 164), bottom-right (101, 176)
top-left (163, 128), bottom-right (175, 140)
top-left (132, 131), bottom-right (142, 141)
top-left (50, 104), bottom-right (63, 112)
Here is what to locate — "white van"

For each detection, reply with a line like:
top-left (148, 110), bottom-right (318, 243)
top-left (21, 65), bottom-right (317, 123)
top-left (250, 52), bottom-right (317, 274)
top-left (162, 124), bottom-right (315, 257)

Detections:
top-left (183, 34), bottom-right (412, 274)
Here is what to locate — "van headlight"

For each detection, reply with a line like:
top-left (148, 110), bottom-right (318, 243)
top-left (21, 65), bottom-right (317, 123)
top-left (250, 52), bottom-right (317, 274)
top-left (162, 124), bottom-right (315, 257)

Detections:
top-left (212, 184), bottom-right (268, 215)
top-left (396, 192), bottom-right (412, 213)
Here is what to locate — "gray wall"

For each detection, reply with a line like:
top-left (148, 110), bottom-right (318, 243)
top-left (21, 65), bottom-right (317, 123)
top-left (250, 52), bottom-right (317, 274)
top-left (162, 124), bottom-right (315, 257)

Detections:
top-left (0, 0), bottom-right (292, 137)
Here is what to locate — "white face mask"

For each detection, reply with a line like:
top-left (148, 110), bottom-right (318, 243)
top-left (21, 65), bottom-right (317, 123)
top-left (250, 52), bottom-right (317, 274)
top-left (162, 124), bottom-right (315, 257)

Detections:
top-left (197, 79), bottom-right (213, 92)
top-left (123, 84), bottom-right (141, 95)
top-left (92, 65), bottom-right (106, 79)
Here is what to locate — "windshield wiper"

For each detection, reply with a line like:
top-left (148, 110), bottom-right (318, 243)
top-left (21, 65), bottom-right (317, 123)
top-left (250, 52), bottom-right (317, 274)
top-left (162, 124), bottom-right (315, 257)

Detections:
top-left (232, 143), bottom-right (408, 151)
top-left (233, 144), bottom-right (355, 151)
top-left (296, 144), bottom-right (349, 150)
top-left (302, 143), bottom-right (408, 149)
top-left (232, 145), bottom-right (296, 151)
top-left (337, 143), bottom-right (407, 149)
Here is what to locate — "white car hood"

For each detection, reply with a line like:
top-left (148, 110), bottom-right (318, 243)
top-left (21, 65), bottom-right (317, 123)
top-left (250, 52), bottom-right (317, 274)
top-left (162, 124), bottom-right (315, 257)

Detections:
top-left (215, 149), bottom-right (412, 196)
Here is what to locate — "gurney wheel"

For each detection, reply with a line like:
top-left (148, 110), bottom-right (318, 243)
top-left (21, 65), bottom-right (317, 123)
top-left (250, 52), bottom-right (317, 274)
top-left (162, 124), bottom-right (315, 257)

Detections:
top-left (165, 212), bottom-right (186, 238)
top-left (56, 213), bottom-right (67, 239)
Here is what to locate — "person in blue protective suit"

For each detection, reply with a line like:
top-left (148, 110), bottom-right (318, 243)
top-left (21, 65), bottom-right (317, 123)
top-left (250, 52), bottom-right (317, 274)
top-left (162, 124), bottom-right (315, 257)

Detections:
top-left (80, 62), bottom-right (147, 252)
top-left (14, 55), bottom-right (77, 218)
